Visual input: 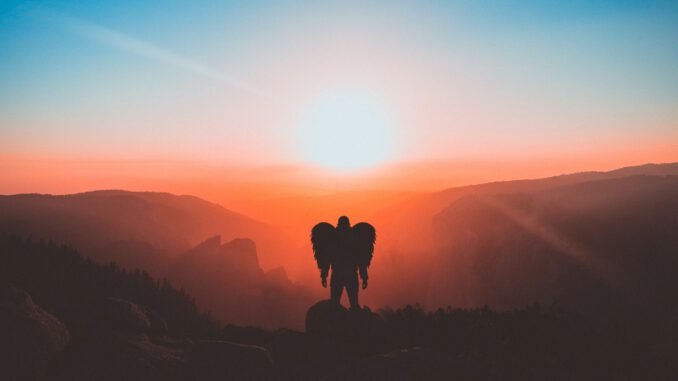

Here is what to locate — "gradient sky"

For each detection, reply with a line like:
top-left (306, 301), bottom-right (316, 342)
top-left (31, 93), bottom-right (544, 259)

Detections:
top-left (1, 1), bottom-right (677, 199)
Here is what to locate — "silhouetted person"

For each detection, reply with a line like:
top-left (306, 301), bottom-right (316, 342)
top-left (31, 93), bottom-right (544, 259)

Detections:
top-left (311, 216), bottom-right (375, 309)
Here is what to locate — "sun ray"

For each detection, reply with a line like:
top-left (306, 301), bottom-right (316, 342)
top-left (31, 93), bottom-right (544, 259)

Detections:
top-left (478, 195), bottom-right (620, 285)
top-left (29, 6), bottom-right (280, 104)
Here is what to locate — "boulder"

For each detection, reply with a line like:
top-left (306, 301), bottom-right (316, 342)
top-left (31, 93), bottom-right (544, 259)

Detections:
top-left (138, 304), bottom-right (169, 334)
top-left (0, 284), bottom-right (70, 381)
top-left (100, 298), bottom-right (152, 333)
top-left (306, 300), bottom-right (388, 346)
top-left (305, 300), bottom-right (348, 336)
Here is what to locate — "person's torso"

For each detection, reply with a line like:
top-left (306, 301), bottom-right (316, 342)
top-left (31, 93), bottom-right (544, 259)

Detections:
top-left (332, 230), bottom-right (359, 272)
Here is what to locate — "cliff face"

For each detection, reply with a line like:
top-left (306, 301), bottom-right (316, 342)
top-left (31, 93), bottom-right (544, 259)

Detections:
top-left (0, 190), bottom-right (292, 273)
top-left (167, 236), bottom-right (312, 329)
top-left (428, 175), bottom-right (678, 313)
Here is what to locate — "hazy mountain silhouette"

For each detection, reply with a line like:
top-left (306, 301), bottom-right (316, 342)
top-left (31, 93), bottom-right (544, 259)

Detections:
top-left (374, 162), bottom-right (678, 255)
top-left (423, 174), bottom-right (678, 371)
top-left (365, 162), bottom-right (678, 307)
top-left (428, 174), bottom-right (678, 311)
top-left (168, 235), bottom-right (313, 329)
top-left (0, 190), bottom-right (294, 272)
top-left (2, 163), bottom-right (678, 315)
top-left (0, 191), bottom-right (316, 329)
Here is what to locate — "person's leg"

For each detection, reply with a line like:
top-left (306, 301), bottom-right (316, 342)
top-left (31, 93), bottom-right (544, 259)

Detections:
top-left (346, 273), bottom-right (360, 309)
top-left (330, 274), bottom-right (343, 304)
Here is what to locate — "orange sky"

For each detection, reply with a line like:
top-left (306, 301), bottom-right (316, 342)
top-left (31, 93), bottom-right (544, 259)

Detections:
top-left (2, 136), bottom-right (676, 223)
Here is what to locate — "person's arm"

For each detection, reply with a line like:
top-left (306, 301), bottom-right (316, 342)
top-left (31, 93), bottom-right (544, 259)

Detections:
top-left (359, 265), bottom-right (368, 289)
top-left (358, 265), bottom-right (368, 281)
top-left (320, 264), bottom-right (330, 287)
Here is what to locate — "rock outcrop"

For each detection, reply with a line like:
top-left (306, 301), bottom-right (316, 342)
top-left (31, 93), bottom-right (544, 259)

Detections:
top-left (306, 300), bottom-right (387, 342)
top-left (100, 297), bottom-right (153, 332)
top-left (305, 300), bottom-right (349, 336)
top-left (167, 235), bottom-right (312, 329)
top-left (0, 284), bottom-right (70, 381)
top-left (0, 287), bottom-right (275, 381)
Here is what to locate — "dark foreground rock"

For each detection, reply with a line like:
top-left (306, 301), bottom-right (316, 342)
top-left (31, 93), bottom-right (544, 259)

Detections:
top-left (306, 300), bottom-right (389, 352)
top-left (0, 284), bottom-right (70, 381)
top-left (2, 288), bottom-right (653, 380)
top-left (58, 297), bottom-right (275, 381)
top-left (187, 340), bottom-right (274, 380)
top-left (325, 347), bottom-right (460, 381)
top-left (1, 286), bottom-right (275, 381)
top-left (306, 300), bottom-right (349, 336)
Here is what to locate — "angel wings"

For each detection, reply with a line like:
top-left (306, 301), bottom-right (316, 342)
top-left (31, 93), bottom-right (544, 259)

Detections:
top-left (311, 218), bottom-right (376, 272)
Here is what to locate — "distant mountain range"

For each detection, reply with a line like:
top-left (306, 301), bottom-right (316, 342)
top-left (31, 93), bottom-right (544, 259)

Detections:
top-left (429, 175), bottom-right (678, 312)
top-left (0, 190), bottom-right (293, 272)
top-left (366, 162), bottom-right (678, 308)
top-left (167, 235), bottom-right (312, 328)
top-left (373, 162), bottom-right (678, 255)
top-left (1, 162), bottom-right (677, 329)
top-left (0, 190), bottom-right (309, 328)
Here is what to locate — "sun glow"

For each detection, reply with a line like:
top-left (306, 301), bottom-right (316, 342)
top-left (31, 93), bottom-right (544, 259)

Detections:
top-left (297, 89), bottom-right (396, 171)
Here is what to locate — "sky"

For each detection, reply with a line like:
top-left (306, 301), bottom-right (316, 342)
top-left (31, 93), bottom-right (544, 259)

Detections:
top-left (1, 0), bottom-right (677, 201)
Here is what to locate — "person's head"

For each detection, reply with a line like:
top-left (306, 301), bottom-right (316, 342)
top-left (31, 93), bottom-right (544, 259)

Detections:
top-left (337, 216), bottom-right (350, 230)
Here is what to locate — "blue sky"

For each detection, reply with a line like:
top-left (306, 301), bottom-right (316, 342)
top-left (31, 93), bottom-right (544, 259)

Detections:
top-left (1, 1), bottom-right (677, 170)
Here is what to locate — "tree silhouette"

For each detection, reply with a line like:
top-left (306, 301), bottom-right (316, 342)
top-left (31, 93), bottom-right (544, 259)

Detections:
top-left (0, 234), bottom-right (219, 337)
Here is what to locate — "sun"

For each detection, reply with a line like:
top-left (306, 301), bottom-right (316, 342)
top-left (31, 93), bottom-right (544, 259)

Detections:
top-left (297, 89), bottom-right (396, 171)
